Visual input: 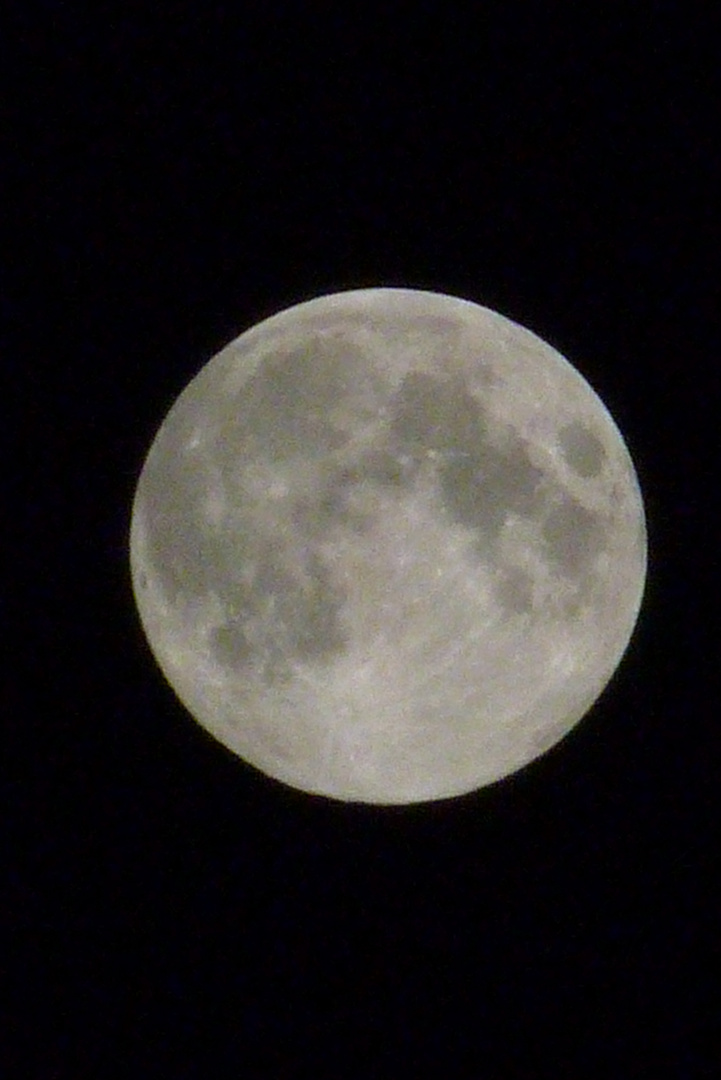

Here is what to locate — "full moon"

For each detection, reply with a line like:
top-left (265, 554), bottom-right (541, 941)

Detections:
top-left (129, 288), bottom-right (647, 804)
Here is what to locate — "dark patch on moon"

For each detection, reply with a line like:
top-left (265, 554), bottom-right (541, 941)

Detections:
top-left (414, 314), bottom-right (461, 337)
top-left (209, 619), bottom-right (256, 668)
top-left (437, 441), bottom-right (545, 541)
top-left (558, 421), bottom-right (606, 478)
top-left (233, 345), bottom-right (348, 461)
top-left (471, 357), bottom-right (500, 386)
top-left (293, 465), bottom-right (388, 539)
top-left (493, 566), bottom-right (535, 615)
top-left (218, 333), bottom-right (385, 466)
top-left (485, 443), bottom-right (546, 517)
top-left (438, 451), bottom-right (509, 536)
top-left (343, 311), bottom-right (459, 348)
top-left (541, 497), bottom-right (607, 575)
top-left (208, 544), bottom-right (350, 682)
top-left (288, 552), bottom-right (350, 662)
top-left (141, 461), bottom-right (227, 604)
top-left (378, 367), bottom-right (551, 554)
top-left (351, 447), bottom-right (418, 488)
top-left (388, 370), bottom-right (487, 456)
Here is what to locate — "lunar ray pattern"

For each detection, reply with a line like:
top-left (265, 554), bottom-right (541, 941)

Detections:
top-left (130, 288), bottom-right (647, 803)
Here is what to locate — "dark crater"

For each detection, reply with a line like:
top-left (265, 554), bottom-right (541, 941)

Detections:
top-left (557, 421), bottom-right (606, 478)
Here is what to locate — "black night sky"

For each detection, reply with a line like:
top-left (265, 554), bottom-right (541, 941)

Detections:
top-left (4, 3), bottom-right (716, 1077)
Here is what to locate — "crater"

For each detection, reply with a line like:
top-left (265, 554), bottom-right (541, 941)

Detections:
top-left (557, 421), bottom-right (606, 478)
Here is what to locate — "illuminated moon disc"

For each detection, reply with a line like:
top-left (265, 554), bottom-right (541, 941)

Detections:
top-left (129, 288), bottom-right (647, 804)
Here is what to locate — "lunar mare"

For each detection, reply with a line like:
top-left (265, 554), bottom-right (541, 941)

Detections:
top-left (130, 288), bottom-right (647, 803)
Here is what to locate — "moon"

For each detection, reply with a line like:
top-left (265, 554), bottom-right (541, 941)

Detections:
top-left (129, 288), bottom-right (647, 804)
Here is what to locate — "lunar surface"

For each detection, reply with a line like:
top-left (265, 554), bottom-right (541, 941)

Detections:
top-left (129, 288), bottom-right (647, 803)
